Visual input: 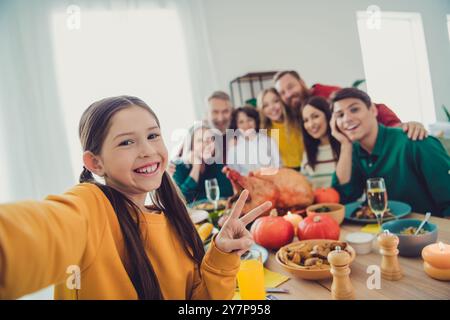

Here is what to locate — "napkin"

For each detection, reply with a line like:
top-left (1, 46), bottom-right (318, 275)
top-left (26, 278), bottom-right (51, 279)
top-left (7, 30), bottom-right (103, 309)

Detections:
top-left (361, 224), bottom-right (381, 234)
top-left (233, 268), bottom-right (290, 300)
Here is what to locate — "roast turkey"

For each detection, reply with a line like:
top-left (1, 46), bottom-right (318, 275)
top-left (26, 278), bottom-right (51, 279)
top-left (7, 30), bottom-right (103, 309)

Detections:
top-left (222, 166), bottom-right (314, 216)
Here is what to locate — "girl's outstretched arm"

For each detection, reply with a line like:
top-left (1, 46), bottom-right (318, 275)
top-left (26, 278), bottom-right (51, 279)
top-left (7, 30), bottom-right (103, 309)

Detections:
top-left (189, 237), bottom-right (240, 300)
top-left (0, 183), bottom-right (106, 299)
top-left (190, 191), bottom-right (272, 299)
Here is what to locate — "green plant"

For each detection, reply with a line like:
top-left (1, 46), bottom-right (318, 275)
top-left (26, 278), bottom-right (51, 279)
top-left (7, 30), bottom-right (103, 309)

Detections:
top-left (245, 98), bottom-right (257, 107)
top-left (442, 105), bottom-right (450, 122)
top-left (351, 79), bottom-right (366, 88)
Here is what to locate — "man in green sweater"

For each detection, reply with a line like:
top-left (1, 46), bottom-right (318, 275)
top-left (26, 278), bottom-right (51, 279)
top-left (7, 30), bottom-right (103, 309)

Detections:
top-left (330, 88), bottom-right (450, 218)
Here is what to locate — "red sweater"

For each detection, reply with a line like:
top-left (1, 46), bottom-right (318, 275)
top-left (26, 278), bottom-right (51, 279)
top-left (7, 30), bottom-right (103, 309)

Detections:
top-left (311, 83), bottom-right (402, 127)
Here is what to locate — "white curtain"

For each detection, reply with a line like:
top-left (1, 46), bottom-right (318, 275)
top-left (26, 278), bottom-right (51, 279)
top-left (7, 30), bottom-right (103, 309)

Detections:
top-left (0, 0), bottom-right (217, 202)
top-left (0, 0), bottom-right (217, 299)
top-left (174, 0), bottom-right (220, 119)
top-left (0, 0), bottom-right (74, 201)
top-left (56, 0), bottom-right (219, 120)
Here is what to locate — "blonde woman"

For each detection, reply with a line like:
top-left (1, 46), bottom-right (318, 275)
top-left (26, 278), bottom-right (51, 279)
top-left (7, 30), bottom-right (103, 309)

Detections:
top-left (257, 88), bottom-right (304, 170)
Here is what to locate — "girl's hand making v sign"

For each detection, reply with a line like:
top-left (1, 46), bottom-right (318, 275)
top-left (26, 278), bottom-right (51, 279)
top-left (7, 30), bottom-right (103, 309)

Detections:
top-left (215, 190), bottom-right (272, 257)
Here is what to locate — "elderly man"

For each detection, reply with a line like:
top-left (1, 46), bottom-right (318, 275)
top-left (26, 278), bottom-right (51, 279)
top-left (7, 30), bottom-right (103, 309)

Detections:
top-left (168, 91), bottom-right (234, 175)
top-left (204, 91), bottom-right (234, 164)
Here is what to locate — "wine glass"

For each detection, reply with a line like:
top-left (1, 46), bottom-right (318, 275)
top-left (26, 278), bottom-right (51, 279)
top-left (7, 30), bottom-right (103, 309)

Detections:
top-left (366, 177), bottom-right (387, 232)
top-left (205, 178), bottom-right (220, 211)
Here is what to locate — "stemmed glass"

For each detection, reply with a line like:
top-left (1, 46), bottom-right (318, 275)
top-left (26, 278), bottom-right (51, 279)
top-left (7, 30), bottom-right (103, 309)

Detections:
top-left (366, 177), bottom-right (388, 232)
top-left (205, 178), bottom-right (220, 211)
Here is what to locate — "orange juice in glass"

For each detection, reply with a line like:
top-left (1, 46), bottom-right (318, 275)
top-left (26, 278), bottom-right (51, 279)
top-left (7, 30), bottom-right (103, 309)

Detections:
top-left (237, 250), bottom-right (266, 300)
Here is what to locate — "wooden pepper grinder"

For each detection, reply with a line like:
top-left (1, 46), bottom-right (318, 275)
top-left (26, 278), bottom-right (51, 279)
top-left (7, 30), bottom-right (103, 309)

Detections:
top-left (377, 230), bottom-right (403, 280)
top-left (328, 246), bottom-right (355, 300)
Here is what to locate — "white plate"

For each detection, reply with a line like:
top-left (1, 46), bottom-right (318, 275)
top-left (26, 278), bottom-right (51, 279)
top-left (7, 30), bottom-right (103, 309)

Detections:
top-left (241, 244), bottom-right (269, 265)
top-left (188, 209), bottom-right (209, 224)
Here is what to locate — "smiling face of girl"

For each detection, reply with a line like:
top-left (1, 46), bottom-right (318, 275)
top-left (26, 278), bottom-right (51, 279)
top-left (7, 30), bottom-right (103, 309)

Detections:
top-left (302, 104), bottom-right (328, 140)
top-left (261, 91), bottom-right (283, 122)
top-left (91, 105), bottom-right (168, 203)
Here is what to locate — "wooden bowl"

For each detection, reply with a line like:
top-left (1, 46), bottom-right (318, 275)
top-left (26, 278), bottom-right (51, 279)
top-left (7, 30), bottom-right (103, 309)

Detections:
top-left (275, 239), bottom-right (356, 280)
top-left (306, 203), bottom-right (345, 225)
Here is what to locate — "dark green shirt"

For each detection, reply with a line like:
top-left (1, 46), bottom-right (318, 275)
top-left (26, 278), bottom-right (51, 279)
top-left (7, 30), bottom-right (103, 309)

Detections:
top-left (332, 125), bottom-right (450, 217)
top-left (172, 161), bottom-right (233, 204)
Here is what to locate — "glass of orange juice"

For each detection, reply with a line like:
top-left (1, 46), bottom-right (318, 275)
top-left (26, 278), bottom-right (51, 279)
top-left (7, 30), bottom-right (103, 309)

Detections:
top-left (237, 250), bottom-right (266, 300)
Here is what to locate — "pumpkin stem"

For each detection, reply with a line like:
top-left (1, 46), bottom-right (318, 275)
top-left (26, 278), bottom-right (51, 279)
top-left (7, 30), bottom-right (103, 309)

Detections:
top-left (269, 208), bottom-right (278, 217)
top-left (313, 215), bottom-right (321, 223)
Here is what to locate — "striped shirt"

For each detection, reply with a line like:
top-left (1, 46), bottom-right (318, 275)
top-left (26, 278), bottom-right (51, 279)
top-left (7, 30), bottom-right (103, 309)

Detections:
top-left (301, 144), bottom-right (337, 189)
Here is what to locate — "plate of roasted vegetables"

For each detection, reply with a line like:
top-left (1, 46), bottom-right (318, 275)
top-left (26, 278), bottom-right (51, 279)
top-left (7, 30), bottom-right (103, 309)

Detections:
top-left (275, 240), bottom-right (356, 280)
top-left (344, 200), bottom-right (411, 224)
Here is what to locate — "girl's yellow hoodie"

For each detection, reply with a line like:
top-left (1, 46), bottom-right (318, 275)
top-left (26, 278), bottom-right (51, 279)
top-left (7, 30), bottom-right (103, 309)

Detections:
top-left (0, 183), bottom-right (240, 299)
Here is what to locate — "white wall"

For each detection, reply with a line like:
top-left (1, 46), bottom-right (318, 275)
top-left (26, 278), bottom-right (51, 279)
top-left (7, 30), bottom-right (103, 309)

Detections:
top-left (202, 0), bottom-right (450, 122)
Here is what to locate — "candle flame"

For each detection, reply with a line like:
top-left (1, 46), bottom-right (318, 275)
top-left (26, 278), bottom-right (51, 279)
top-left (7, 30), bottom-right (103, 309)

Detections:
top-left (438, 242), bottom-right (445, 251)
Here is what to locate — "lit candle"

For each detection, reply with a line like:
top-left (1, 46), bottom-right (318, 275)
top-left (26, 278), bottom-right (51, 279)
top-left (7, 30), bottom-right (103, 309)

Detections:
top-left (283, 211), bottom-right (303, 233)
top-left (421, 242), bottom-right (450, 281)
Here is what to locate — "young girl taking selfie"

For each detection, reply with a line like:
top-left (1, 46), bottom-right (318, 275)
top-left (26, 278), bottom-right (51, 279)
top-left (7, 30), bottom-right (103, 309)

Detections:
top-left (0, 96), bottom-right (271, 300)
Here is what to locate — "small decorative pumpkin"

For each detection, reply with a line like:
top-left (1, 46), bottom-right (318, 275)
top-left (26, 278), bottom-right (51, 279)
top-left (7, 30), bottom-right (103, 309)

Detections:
top-left (297, 214), bottom-right (340, 240)
top-left (314, 187), bottom-right (340, 204)
top-left (251, 209), bottom-right (295, 250)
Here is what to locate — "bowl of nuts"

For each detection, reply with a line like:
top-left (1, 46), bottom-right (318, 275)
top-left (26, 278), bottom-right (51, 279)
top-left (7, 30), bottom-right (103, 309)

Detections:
top-left (275, 239), bottom-right (356, 280)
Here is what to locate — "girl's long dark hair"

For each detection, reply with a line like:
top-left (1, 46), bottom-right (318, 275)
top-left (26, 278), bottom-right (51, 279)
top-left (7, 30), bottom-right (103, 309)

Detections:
top-left (300, 96), bottom-right (341, 170)
top-left (78, 95), bottom-right (205, 300)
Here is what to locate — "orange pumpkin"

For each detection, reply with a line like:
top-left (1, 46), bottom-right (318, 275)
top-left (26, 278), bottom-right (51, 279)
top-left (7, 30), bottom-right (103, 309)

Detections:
top-left (251, 210), bottom-right (294, 250)
top-left (314, 187), bottom-right (340, 204)
top-left (297, 214), bottom-right (340, 240)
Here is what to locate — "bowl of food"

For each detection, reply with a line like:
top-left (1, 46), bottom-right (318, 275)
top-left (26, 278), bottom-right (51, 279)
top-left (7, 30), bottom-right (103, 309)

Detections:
top-left (382, 219), bottom-right (438, 257)
top-left (345, 232), bottom-right (374, 255)
top-left (275, 239), bottom-right (356, 280)
top-left (345, 200), bottom-right (411, 224)
top-left (306, 203), bottom-right (345, 225)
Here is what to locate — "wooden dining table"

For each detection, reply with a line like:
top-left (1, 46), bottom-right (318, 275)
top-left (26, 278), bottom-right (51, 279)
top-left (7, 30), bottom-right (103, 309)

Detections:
top-left (265, 213), bottom-right (450, 300)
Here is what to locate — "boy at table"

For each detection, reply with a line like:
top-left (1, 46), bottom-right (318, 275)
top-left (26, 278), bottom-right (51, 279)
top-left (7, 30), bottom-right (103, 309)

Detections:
top-left (330, 88), bottom-right (450, 218)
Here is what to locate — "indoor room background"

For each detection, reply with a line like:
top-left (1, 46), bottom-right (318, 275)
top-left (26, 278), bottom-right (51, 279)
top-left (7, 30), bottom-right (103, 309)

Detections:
top-left (0, 0), bottom-right (449, 299)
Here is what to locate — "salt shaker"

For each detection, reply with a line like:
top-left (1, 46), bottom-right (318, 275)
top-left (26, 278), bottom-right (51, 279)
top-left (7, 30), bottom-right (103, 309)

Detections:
top-left (328, 246), bottom-right (355, 300)
top-left (377, 230), bottom-right (403, 281)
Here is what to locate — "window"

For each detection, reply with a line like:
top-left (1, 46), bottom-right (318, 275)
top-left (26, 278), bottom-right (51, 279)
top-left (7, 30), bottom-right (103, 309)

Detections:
top-left (447, 14), bottom-right (450, 41)
top-left (356, 11), bottom-right (436, 127)
top-left (0, 131), bottom-right (9, 202)
top-left (51, 8), bottom-right (196, 181)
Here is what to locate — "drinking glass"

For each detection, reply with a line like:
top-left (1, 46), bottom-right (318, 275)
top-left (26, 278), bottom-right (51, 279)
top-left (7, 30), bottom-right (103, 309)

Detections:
top-left (237, 250), bottom-right (266, 300)
top-left (366, 177), bottom-right (387, 232)
top-left (205, 178), bottom-right (220, 211)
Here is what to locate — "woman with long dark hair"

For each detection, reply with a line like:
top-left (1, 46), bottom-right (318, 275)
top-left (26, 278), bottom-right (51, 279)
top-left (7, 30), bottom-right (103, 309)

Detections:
top-left (300, 96), bottom-right (340, 188)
